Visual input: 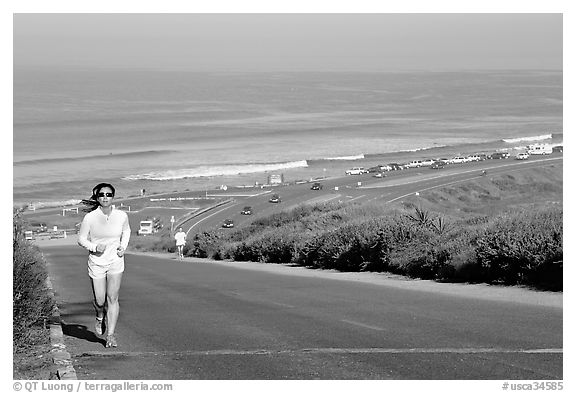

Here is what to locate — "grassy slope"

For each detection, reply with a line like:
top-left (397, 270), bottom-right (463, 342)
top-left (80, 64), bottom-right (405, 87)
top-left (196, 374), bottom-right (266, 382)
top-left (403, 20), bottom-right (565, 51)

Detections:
top-left (400, 164), bottom-right (562, 217)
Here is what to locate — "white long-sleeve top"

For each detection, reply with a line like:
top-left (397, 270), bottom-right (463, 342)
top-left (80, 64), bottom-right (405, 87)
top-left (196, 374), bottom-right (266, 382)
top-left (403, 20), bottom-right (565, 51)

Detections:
top-left (78, 207), bottom-right (131, 265)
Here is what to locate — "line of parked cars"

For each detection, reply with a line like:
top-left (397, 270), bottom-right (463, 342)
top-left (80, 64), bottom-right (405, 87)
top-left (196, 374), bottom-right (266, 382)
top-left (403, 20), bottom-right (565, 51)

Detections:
top-left (347, 146), bottom-right (562, 176)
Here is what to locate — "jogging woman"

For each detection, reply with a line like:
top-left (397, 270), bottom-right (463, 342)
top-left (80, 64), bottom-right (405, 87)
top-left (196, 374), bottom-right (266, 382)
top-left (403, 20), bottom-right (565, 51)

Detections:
top-left (78, 183), bottom-right (131, 348)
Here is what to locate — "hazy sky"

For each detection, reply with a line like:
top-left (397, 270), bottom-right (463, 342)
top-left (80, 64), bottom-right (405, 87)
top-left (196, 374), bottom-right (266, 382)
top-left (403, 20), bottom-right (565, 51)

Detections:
top-left (14, 13), bottom-right (562, 71)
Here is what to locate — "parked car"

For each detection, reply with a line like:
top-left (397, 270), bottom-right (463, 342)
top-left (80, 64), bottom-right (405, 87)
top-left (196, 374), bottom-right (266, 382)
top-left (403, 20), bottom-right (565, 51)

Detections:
top-left (515, 152), bottom-right (530, 160)
top-left (27, 222), bottom-right (47, 233)
top-left (490, 152), bottom-right (509, 159)
top-left (449, 156), bottom-right (467, 164)
top-left (269, 194), bottom-right (281, 203)
top-left (527, 144), bottom-right (552, 155)
top-left (421, 159), bottom-right (436, 166)
top-left (241, 206), bottom-right (252, 215)
top-left (406, 160), bottom-right (420, 168)
top-left (467, 155), bottom-right (481, 162)
top-left (405, 160), bottom-right (423, 168)
top-left (310, 182), bottom-right (323, 190)
top-left (222, 219), bottom-right (234, 228)
top-left (552, 145), bottom-right (563, 153)
top-left (388, 163), bottom-right (403, 171)
top-left (137, 217), bottom-right (162, 236)
top-left (345, 167), bottom-right (368, 175)
top-left (430, 161), bottom-right (446, 169)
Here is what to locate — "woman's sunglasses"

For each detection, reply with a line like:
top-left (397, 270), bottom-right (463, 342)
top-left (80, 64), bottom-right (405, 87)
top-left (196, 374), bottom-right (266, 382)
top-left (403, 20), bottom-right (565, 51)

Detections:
top-left (97, 192), bottom-right (114, 198)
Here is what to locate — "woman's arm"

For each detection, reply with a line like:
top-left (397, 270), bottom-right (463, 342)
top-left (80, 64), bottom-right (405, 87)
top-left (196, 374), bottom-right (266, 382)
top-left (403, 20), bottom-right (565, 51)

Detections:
top-left (77, 214), bottom-right (97, 252)
top-left (119, 212), bottom-right (131, 250)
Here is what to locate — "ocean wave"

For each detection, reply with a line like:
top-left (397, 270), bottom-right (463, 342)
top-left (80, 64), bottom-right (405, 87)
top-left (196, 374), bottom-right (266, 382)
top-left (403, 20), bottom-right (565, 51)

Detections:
top-left (502, 134), bottom-right (552, 143)
top-left (28, 199), bottom-right (83, 209)
top-left (14, 150), bottom-right (177, 166)
top-left (401, 144), bottom-right (448, 153)
top-left (318, 154), bottom-right (365, 161)
top-left (123, 160), bottom-right (309, 181)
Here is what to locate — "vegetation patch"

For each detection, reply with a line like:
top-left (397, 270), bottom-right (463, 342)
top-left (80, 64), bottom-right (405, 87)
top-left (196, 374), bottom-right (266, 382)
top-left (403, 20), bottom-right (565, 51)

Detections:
top-left (13, 209), bottom-right (57, 379)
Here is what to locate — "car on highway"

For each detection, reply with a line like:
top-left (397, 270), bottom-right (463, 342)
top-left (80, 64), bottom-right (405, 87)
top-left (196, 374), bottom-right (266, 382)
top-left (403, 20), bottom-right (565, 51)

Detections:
top-left (241, 206), bottom-right (252, 215)
top-left (345, 167), bottom-right (368, 175)
top-left (222, 219), bottom-right (234, 228)
top-left (515, 152), bottom-right (530, 160)
top-left (373, 172), bottom-right (386, 178)
top-left (430, 161), bottom-right (446, 169)
top-left (310, 182), bottom-right (323, 190)
top-left (269, 194), bottom-right (281, 203)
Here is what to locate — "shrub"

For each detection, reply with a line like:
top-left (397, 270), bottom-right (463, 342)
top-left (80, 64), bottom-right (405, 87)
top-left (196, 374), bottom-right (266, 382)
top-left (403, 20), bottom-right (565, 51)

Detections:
top-left (228, 227), bottom-right (305, 265)
top-left (475, 207), bottom-right (562, 287)
top-left (187, 229), bottom-right (225, 258)
top-left (129, 234), bottom-right (174, 253)
top-left (13, 211), bottom-right (55, 351)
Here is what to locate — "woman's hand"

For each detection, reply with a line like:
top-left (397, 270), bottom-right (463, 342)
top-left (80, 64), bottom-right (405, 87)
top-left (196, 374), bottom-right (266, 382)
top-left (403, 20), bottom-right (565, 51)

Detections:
top-left (95, 244), bottom-right (107, 253)
top-left (117, 246), bottom-right (125, 257)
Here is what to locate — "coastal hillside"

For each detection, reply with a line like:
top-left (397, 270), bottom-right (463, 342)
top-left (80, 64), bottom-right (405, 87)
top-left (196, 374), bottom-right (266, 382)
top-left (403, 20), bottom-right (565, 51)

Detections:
top-left (400, 163), bottom-right (562, 216)
top-left (180, 164), bottom-right (562, 290)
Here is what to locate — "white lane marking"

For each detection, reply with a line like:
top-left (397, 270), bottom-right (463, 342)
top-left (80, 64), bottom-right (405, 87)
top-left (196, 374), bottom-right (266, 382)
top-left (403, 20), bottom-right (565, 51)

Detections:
top-left (78, 347), bottom-right (563, 358)
top-left (348, 195), bottom-right (366, 203)
top-left (207, 191), bottom-right (271, 197)
top-left (186, 203), bottom-right (238, 234)
top-left (224, 291), bottom-right (295, 309)
top-left (385, 160), bottom-right (562, 204)
top-left (341, 319), bottom-right (386, 331)
top-left (267, 301), bottom-right (295, 309)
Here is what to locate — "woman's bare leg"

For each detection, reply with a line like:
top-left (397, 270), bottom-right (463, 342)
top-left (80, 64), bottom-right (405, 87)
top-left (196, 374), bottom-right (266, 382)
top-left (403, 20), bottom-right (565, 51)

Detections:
top-left (105, 272), bottom-right (123, 336)
top-left (91, 278), bottom-right (107, 319)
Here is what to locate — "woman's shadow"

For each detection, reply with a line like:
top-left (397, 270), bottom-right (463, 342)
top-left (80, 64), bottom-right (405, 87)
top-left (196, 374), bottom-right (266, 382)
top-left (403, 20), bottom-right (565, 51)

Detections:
top-left (61, 320), bottom-right (107, 347)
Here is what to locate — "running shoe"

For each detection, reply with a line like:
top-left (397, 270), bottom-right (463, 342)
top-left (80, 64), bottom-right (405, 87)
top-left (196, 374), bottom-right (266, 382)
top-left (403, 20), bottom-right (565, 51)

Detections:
top-left (95, 317), bottom-right (104, 335)
top-left (105, 334), bottom-right (117, 348)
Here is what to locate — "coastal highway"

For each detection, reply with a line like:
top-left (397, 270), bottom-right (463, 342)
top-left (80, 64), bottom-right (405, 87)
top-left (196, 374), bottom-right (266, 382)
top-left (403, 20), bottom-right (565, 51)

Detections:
top-left (180, 155), bottom-right (562, 236)
top-left (39, 154), bottom-right (563, 380)
top-left (42, 244), bottom-right (562, 380)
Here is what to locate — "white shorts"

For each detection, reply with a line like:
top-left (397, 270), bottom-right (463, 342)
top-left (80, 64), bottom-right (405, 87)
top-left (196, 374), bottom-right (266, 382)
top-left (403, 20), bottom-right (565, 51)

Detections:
top-left (88, 258), bottom-right (125, 279)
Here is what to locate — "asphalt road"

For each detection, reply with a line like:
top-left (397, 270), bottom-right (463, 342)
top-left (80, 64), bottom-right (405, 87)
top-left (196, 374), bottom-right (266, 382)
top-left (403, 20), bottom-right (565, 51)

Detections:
top-left (42, 245), bottom-right (562, 380)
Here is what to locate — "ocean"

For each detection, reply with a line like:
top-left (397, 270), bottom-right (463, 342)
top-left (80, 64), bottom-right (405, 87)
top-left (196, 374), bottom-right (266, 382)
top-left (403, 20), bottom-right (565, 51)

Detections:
top-left (13, 68), bottom-right (563, 207)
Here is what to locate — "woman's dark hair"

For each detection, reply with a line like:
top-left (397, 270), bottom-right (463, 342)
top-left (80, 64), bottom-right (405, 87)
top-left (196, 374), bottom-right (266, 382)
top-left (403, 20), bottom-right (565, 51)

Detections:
top-left (81, 183), bottom-right (116, 212)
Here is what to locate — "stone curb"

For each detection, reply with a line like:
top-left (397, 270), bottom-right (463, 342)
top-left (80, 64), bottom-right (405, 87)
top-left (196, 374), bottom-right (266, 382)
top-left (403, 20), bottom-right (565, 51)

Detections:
top-left (45, 273), bottom-right (78, 380)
